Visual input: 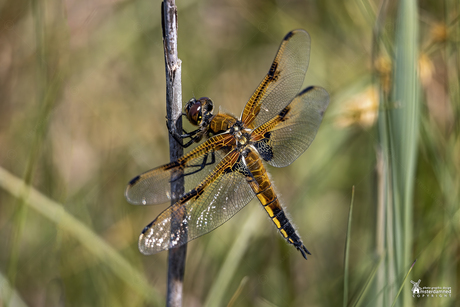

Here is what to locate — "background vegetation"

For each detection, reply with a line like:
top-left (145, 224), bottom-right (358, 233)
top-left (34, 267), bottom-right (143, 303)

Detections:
top-left (0, 0), bottom-right (458, 306)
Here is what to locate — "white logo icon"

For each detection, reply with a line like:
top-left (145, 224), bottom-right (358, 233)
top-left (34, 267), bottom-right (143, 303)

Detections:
top-left (411, 279), bottom-right (422, 294)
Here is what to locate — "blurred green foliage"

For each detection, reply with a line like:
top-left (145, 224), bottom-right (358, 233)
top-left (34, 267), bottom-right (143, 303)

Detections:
top-left (0, 0), bottom-right (458, 306)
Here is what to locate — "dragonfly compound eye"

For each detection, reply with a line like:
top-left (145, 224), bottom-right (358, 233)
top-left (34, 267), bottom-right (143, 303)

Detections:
top-left (185, 99), bottom-right (202, 126)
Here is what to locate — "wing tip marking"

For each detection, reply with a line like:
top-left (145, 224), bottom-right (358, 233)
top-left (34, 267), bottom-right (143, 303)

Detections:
top-left (284, 29), bottom-right (310, 42)
top-left (283, 30), bottom-right (296, 41)
top-left (128, 175), bottom-right (141, 186)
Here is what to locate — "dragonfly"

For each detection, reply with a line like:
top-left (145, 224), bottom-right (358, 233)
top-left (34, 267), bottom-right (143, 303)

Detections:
top-left (125, 29), bottom-right (329, 259)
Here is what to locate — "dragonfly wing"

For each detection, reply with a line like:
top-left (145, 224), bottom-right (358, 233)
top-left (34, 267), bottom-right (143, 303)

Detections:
top-left (241, 30), bottom-right (311, 128)
top-left (252, 86), bottom-right (329, 167)
top-left (138, 149), bottom-right (256, 254)
top-left (125, 134), bottom-right (234, 205)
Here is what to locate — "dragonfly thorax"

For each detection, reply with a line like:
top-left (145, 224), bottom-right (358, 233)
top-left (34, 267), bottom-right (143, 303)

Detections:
top-left (229, 121), bottom-right (251, 146)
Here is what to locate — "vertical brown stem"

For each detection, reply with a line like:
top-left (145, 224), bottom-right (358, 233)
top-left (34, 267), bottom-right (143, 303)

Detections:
top-left (161, 1), bottom-right (186, 306)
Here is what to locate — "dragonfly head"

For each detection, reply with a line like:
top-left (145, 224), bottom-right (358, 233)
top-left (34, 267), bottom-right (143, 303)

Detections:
top-left (185, 97), bottom-right (214, 126)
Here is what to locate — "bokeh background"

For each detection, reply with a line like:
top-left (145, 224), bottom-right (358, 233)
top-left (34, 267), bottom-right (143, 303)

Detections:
top-left (0, 0), bottom-right (458, 306)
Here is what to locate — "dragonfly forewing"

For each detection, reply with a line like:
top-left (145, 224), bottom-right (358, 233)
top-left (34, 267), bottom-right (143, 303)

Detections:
top-left (125, 134), bottom-right (235, 205)
top-left (241, 30), bottom-right (311, 128)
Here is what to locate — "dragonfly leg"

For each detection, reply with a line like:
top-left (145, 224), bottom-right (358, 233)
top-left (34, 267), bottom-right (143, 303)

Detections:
top-left (183, 151), bottom-right (216, 175)
top-left (166, 115), bottom-right (203, 148)
top-left (169, 151), bottom-right (216, 183)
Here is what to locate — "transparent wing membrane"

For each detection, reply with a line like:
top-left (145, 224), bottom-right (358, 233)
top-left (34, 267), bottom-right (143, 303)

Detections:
top-left (241, 30), bottom-right (311, 128)
top-left (138, 150), bottom-right (256, 254)
top-left (253, 86), bottom-right (329, 167)
top-left (125, 134), bottom-right (233, 205)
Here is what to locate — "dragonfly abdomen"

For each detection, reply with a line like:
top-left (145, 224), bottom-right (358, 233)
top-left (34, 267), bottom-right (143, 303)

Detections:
top-left (258, 188), bottom-right (311, 260)
top-left (244, 149), bottom-right (311, 259)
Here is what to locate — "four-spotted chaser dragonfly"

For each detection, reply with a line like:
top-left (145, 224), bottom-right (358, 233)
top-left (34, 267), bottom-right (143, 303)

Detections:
top-left (125, 29), bottom-right (329, 259)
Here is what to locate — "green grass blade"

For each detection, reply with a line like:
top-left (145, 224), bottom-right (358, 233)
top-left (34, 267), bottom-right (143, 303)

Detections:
top-left (390, 259), bottom-right (417, 307)
top-left (353, 256), bottom-right (384, 307)
top-left (203, 205), bottom-right (263, 307)
top-left (226, 276), bottom-right (249, 307)
top-left (0, 271), bottom-right (29, 307)
top-left (0, 167), bottom-right (163, 306)
top-left (343, 186), bottom-right (355, 307)
top-left (391, 0), bottom-right (419, 305)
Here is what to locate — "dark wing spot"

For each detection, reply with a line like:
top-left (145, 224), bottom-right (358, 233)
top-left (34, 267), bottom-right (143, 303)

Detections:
top-left (283, 31), bottom-right (295, 41)
top-left (254, 138), bottom-right (274, 162)
top-left (268, 61), bottom-right (279, 78)
top-left (231, 156), bottom-right (251, 177)
top-left (128, 175), bottom-right (141, 186)
top-left (141, 220), bottom-right (155, 234)
top-left (165, 161), bottom-right (181, 169)
top-left (299, 86), bottom-right (314, 95)
top-left (278, 106), bottom-right (291, 120)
